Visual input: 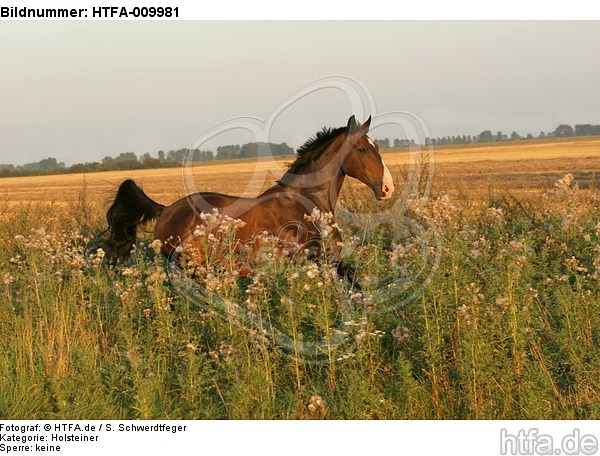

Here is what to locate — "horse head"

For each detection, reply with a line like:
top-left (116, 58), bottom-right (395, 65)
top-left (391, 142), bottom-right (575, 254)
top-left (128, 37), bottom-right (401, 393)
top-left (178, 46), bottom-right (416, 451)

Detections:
top-left (341, 115), bottom-right (395, 200)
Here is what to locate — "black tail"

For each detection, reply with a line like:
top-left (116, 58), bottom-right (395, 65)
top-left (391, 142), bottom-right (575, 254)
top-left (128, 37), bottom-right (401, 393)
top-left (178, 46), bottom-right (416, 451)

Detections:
top-left (99, 179), bottom-right (165, 263)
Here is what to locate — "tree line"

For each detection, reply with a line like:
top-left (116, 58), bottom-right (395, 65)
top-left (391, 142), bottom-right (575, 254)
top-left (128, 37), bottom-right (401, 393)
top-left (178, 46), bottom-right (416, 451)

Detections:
top-left (0, 157), bottom-right (66, 174)
top-left (368, 124), bottom-right (600, 149)
top-left (216, 142), bottom-right (293, 160)
top-left (1, 124), bottom-right (598, 178)
top-left (419, 123), bottom-right (600, 147)
top-left (0, 142), bottom-right (289, 178)
top-left (0, 148), bottom-right (209, 177)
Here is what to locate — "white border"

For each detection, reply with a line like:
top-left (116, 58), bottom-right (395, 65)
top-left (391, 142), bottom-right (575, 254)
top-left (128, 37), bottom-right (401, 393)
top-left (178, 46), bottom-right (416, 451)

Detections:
top-left (2, 0), bottom-right (600, 19)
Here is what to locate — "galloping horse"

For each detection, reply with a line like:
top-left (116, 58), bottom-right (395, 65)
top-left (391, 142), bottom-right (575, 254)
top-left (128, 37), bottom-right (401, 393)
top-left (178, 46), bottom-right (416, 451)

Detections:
top-left (99, 115), bottom-right (395, 282)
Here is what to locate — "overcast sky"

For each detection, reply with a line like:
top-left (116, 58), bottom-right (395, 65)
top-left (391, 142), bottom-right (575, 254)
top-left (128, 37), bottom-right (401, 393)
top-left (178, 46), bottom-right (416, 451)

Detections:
top-left (1, 21), bottom-right (599, 166)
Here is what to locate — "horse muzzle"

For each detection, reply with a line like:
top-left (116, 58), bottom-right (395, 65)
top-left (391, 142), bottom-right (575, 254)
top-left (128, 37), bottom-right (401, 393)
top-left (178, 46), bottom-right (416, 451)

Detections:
top-left (377, 164), bottom-right (395, 200)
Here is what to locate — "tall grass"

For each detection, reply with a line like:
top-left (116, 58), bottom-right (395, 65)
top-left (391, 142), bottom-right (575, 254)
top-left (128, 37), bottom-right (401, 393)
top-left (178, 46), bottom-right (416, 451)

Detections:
top-left (0, 175), bottom-right (598, 419)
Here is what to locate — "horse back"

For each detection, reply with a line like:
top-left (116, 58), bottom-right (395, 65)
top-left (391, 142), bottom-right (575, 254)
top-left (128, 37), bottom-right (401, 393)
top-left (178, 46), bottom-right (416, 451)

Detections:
top-left (153, 190), bottom-right (319, 258)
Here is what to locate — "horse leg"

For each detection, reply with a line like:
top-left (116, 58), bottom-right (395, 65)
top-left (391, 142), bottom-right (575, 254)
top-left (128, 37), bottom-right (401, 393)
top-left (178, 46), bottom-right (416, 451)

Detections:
top-left (239, 262), bottom-right (253, 277)
top-left (334, 261), bottom-right (362, 291)
top-left (325, 229), bottom-right (361, 290)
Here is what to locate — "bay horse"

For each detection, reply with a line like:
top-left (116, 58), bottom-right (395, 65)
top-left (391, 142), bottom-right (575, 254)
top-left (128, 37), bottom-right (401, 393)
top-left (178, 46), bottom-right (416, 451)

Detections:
top-left (99, 115), bottom-right (395, 283)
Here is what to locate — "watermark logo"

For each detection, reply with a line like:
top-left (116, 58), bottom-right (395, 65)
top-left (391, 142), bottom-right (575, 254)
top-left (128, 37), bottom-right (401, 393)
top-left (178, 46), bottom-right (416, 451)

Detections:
top-left (167, 75), bottom-right (439, 363)
top-left (500, 428), bottom-right (599, 456)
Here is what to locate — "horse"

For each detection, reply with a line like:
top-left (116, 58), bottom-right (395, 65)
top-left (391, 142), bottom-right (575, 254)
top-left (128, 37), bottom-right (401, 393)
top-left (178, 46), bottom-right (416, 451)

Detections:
top-left (98, 115), bottom-right (395, 284)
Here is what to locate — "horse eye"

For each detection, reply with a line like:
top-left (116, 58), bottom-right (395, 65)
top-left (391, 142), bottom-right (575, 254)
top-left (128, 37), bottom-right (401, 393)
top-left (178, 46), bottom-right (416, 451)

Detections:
top-left (358, 147), bottom-right (366, 153)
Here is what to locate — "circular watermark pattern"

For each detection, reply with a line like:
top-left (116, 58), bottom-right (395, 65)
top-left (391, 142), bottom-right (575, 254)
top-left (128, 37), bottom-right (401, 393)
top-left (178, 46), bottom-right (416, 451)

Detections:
top-left (166, 75), bottom-right (439, 364)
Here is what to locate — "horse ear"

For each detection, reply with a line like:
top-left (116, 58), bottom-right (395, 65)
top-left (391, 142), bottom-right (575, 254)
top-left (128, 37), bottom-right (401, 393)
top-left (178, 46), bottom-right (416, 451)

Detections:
top-left (346, 115), bottom-right (360, 135)
top-left (361, 116), bottom-right (371, 133)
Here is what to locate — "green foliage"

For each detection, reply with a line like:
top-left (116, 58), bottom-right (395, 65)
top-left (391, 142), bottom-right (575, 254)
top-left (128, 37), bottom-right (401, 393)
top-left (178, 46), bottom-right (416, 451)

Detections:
top-left (554, 124), bottom-right (575, 138)
top-left (575, 124), bottom-right (600, 136)
top-left (477, 130), bottom-right (495, 143)
top-left (374, 138), bottom-right (390, 149)
top-left (0, 177), bottom-right (599, 419)
top-left (103, 152), bottom-right (138, 163)
top-left (216, 142), bottom-right (293, 160)
top-left (0, 148), bottom-right (214, 179)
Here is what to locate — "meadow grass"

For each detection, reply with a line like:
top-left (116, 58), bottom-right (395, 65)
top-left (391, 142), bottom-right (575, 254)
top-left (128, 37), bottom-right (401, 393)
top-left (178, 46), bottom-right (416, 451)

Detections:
top-left (0, 163), bottom-right (599, 419)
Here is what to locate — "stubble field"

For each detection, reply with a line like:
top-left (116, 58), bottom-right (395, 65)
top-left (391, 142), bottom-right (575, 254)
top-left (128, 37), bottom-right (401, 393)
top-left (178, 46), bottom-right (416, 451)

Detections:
top-left (0, 137), bottom-right (599, 419)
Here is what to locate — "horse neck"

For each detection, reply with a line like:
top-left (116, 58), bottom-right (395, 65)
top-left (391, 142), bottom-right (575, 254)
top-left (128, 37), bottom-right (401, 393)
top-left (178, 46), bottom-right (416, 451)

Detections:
top-left (278, 140), bottom-right (345, 214)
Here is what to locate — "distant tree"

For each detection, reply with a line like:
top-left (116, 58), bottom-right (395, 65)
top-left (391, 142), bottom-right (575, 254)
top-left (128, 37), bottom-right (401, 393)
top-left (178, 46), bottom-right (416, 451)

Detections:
top-left (539, 131), bottom-right (546, 139)
top-left (266, 142), bottom-right (293, 156)
top-left (240, 143), bottom-right (259, 158)
top-left (553, 124), bottom-right (575, 138)
top-left (477, 130), bottom-right (494, 142)
top-left (158, 150), bottom-right (165, 161)
top-left (21, 163), bottom-right (37, 171)
top-left (40, 157), bottom-right (64, 170)
top-left (140, 152), bottom-right (151, 161)
top-left (166, 149), bottom-right (188, 162)
top-left (0, 164), bottom-right (15, 176)
top-left (113, 152), bottom-right (137, 162)
top-left (142, 157), bottom-right (162, 168)
top-left (187, 149), bottom-right (214, 162)
top-left (374, 138), bottom-right (390, 148)
top-left (574, 124), bottom-right (600, 136)
top-left (217, 145), bottom-right (240, 160)
top-left (215, 142), bottom-right (291, 160)
top-left (190, 149), bottom-right (201, 161)
top-left (69, 163), bottom-right (89, 174)
top-left (393, 138), bottom-right (412, 147)
top-left (526, 133), bottom-right (534, 140)
top-left (113, 159), bottom-right (143, 170)
top-left (100, 152), bottom-right (137, 164)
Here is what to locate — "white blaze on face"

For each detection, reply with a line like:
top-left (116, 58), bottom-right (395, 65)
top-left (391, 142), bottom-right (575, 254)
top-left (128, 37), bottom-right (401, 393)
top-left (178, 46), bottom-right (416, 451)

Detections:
top-left (367, 136), bottom-right (394, 199)
top-left (380, 160), bottom-right (395, 200)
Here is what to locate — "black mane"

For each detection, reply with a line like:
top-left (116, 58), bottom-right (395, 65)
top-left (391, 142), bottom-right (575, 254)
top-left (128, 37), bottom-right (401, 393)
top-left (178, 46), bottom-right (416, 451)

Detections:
top-left (286, 126), bottom-right (346, 174)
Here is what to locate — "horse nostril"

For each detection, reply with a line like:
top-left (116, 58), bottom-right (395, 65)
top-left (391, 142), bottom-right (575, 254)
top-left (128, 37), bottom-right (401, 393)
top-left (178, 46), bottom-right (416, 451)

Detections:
top-left (383, 184), bottom-right (390, 194)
